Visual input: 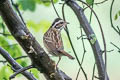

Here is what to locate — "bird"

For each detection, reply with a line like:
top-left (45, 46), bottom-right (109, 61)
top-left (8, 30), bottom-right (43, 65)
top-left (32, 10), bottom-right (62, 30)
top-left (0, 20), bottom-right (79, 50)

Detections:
top-left (43, 18), bottom-right (75, 66)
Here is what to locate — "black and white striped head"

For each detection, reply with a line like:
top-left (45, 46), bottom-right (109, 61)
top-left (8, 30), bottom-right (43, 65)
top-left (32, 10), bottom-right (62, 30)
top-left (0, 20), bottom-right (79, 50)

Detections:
top-left (51, 18), bottom-right (68, 30)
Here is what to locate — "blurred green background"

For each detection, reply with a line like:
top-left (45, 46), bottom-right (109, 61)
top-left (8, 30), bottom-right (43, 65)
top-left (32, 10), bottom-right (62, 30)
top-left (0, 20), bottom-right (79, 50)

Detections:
top-left (0, 0), bottom-right (120, 80)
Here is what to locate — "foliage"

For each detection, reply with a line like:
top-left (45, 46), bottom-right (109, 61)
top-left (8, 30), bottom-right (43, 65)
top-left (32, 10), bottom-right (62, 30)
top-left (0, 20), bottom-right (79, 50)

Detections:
top-left (27, 20), bottom-right (51, 32)
top-left (17, 0), bottom-right (58, 11)
top-left (0, 0), bottom-right (59, 79)
top-left (114, 10), bottom-right (120, 20)
top-left (86, 0), bottom-right (94, 5)
top-left (0, 36), bottom-right (22, 57)
top-left (29, 68), bottom-right (40, 79)
top-left (0, 0), bottom-right (95, 79)
top-left (18, 0), bottom-right (36, 11)
top-left (0, 66), bottom-right (13, 80)
top-left (0, 19), bottom-right (2, 29)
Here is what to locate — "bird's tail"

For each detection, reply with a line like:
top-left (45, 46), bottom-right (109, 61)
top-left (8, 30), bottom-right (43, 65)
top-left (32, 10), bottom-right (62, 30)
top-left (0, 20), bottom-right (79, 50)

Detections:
top-left (59, 50), bottom-right (75, 60)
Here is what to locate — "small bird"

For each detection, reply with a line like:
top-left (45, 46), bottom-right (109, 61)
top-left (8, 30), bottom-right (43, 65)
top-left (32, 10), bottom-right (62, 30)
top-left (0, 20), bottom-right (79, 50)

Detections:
top-left (43, 18), bottom-right (75, 66)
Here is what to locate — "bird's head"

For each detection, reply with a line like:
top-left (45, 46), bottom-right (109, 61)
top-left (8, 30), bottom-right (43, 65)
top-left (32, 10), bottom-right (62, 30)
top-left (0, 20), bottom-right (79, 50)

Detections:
top-left (51, 18), bottom-right (69, 31)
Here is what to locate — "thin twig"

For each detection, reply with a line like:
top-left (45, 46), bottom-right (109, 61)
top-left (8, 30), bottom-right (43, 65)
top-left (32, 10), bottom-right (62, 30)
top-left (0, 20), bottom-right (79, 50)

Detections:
top-left (11, 0), bottom-right (26, 25)
top-left (1, 22), bottom-right (5, 34)
top-left (76, 27), bottom-right (87, 80)
top-left (102, 49), bottom-right (114, 53)
top-left (94, 76), bottom-right (100, 79)
top-left (0, 47), bottom-right (37, 80)
top-left (89, 0), bottom-right (94, 24)
top-left (110, 42), bottom-right (120, 50)
top-left (94, 0), bottom-right (108, 5)
top-left (15, 55), bottom-right (28, 60)
top-left (62, 3), bottom-right (88, 80)
top-left (0, 22), bottom-right (11, 36)
top-left (76, 2), bottom-right (94, 78)
top-left (7, 64), bottom-right (17, 72)
top-left (76, 3), bottom-right (95, 79)
top-left (75, 68), bottom-right (80, 80)
top-left (117, 26), bottom-right (120, 35)
top-left (10, 65), bottom-right (34, 79)
top-left (0, 56), bottom-right (28, 63)
top-left (92, 63), bottom-right (96, 80)
top-left (77, 34), bottom-right (86, 40)
top-left (83, 0), bottom-right (108, 11)
top-left (50, 0), bottom-right (60, 18)
top-left (0, 32), bottom-right (11, 36)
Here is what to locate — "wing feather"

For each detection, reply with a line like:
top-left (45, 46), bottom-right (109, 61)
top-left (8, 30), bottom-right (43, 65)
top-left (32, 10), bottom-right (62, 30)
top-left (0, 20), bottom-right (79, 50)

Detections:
top-left (43, 28), bottom-right (64, 52)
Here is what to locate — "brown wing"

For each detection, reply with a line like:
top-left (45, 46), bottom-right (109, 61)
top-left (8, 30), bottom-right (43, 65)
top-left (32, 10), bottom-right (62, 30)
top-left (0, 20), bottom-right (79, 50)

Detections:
top-left (43, 28), bottom-right (64, 53)
top-left (43, 28), bottom-right (74, 59)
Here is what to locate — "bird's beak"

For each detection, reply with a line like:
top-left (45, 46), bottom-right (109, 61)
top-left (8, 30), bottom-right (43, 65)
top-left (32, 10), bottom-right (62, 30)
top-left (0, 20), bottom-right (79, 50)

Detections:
top-left (64, 21), bottom-right (69, 26)
top-left (63, 22), bottom-right (69, 30)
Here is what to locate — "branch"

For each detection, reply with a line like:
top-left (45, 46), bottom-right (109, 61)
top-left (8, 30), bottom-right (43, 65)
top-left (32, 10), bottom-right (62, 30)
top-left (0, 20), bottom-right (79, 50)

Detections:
top-left (11, 0), bottom-right (26, 25)
top-left (94, 0), bottom-right (108, 5)
top-left (0, 0), bottom-right (71, 80)
top-left (64, 0), bottom-right (109, 80)
top-left (76, 27), bottom-right (87, 80)
top-left (92, 63), bottom-right (96, 80)
top-left (79, 1), bottom-right (109, 80)
top-left (110, 42), bottom-right (120, 53)
top-left (0, 56), bottom-right (28, 63)
top-left (10, 65), bottom-right (33, 79)
top-left (83, 0), bottom-right (108, 10)
top-left (50, 0), bottom-right (60, 18)
top-left (0, 32), bottom-right (11, 36)
top-left (0, 47), bottom-right (37, 80)
top-left (0, 22), bottom-right (11, 36)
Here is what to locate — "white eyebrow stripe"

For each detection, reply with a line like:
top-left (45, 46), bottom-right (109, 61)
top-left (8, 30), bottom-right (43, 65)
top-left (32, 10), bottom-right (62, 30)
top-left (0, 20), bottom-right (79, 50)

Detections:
top-left (52, 20), bottom-right (64, 28)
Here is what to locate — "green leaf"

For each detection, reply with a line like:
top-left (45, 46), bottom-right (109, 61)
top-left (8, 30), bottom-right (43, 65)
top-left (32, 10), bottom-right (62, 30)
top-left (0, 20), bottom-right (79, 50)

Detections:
top-left (119, 10), bottom-right (120, 16)
top-left (39, 20), bottom-right (51, 32)
top-left (20, 61), bottom-right (27, 67)
top-left (53, 0), bottom-right (59, 3)
top-left (27, 20), bottom-right (51, 32)
top-left (43, 2), bottom-right (51, 6)
top-left (9, 44), bottom-right (22, 58)
top-left (0, 66), bottom-right (12, 80)
top-left (0, 18), bottom-right (2, 22)
top-left (18, 0), bottom-right (36, 11)
top-left (114, 10), bottom-right (120, 20)
top-left (0, 23), bottom-right (2, 29)
top-left (0, 36), bottom-right (9, 48)
top-left (114, 13), bottom-right (118, 20)
top-left (0, 36), bottom-right (22, 58)
top-left (16, 58), bottom-right (28, 68)
top-left (36, 0), bottom-right (42, 4)
top-left (0, 66), bottom-right (7, 80)
top-left (27, 21), bottom-right (41, 32)
top-left (29, 69), bottom-right (39, 79)
top-left (0, 19), bottom-right (2, 29)
top-left (86, 0), bottom-right (94, 5)
top-left (89, 34), bottom-right (97, 44)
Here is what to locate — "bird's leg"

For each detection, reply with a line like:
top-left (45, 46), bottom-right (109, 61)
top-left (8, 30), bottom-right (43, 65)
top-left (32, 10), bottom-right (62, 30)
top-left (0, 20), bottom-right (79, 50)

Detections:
top-left (56, 56), bottom-right (61, 67)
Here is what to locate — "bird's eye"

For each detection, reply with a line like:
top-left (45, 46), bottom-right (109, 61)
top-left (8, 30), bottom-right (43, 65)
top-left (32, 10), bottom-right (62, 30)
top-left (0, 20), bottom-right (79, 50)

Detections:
top-left (60, 22), bottom-right (64, 24)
